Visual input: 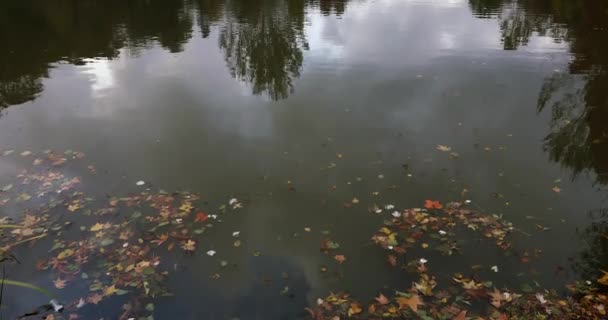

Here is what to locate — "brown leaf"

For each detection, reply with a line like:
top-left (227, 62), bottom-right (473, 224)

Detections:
top-left (396, 294), bottom-right (423, 313)
top-left (387, 254), bottom-right (397, 267)
top-left (87, 293), bottom-right (104, 304)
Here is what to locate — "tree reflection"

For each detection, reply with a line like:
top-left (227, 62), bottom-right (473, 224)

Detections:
top-left (0, 0), bottom-right (353, 107)
top-left (471, 0), bottom-right (608, 283)
top-left (573, 209), bottom-right (608, 283)
top-left (470, 0), bottom-right (608, 184)
top-left (0, 0), bottom-right (195, 108)
top-left (469, 0), bottom-right (567, 50)
top-left (218, 0), bottom-right (308, 100)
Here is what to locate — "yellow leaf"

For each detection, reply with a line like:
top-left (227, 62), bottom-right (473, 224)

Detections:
top-left (57, 249), bottom-right (74, 260)
top-left (104, 285), bottom-right (117, 296)
top-left (436, 145), bottom-right (452, 152)
top-left (90, 223), bottom-right (104, 232)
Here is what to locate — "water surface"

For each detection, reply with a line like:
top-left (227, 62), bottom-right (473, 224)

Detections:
top-left (1, 0), bottom-right (607, 318)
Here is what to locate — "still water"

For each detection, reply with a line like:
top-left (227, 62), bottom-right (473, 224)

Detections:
top-left (1, 0), bottom-right (607, 318)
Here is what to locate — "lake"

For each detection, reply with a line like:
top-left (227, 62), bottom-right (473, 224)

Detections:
top-left (1, 0), bottom-right (607, 319)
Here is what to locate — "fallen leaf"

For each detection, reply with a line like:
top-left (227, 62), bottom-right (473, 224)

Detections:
top-left (348, 303), bottom-right (362, 316)
top-left (104, 285), bottom-right (117, 296)
top-left (57, 249), bottom-right (74, 260)
top-left (90, 223), bottom-right (105, 232)
top-left (424, 200), bottom-right (443, 209)
top-left (598, 270), bottom-right (608, 285)
top-left (489, 288), bottom-right (503, 308)
top-left (552, 186), bottom-right (562, 193)
top-left (437, 145), bottom-right (452, 152)
top-left (195, 212), bottom-right (208, 223)
top-left (54, 278), bottom-right (67, 289)
top-left (396, 294), bottom-right (423, 313)
top-left (334, 255), bottom-right (346, 264)
top-left (375, 293), bottom-right (389, 305)
top-left (87, 293), bottom-right (103, 304)
top-left (182, 240), bottom-right (196, 252)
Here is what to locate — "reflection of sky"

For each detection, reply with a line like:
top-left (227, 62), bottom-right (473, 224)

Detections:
top-left (0, 0), bottom-right (597, 317)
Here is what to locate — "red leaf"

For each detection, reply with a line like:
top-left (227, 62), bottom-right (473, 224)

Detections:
top-left (195, 211), bottom-right (208, 223)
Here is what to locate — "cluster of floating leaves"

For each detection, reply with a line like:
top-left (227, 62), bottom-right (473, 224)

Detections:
top-left (308, 201), bottom-right (608, 320)
top-left (0, 150), bottom-right (244, 319)
top-left (371, 201), bottom-right (513, 258)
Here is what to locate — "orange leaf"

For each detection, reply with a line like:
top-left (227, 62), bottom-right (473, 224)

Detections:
top-left (396, 294), bottom-right (423, 313)
top-left (195, 211), bottom-right (209, 223)
top-left (348, 303), bottom-right (362, 316)
top-left (424, 200), bottom-right (443, 209)
top-left (53, 278), bottom-right (67, 289)
top-left (334, 254), bottom-right (346, 264)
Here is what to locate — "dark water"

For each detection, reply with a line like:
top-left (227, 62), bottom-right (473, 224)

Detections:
top-left (1, 0), bottom-right (608, 318)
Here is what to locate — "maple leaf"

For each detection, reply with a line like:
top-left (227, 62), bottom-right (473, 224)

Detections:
top-left (334, 255), bottom-right (346, 264)
top-left (396, 294), bottom-right (423, 313)
top-left (53, 278), bottom-right (67, 289)
top-left (179, 201), bottom-right (193, 213)
top-left (195, 212), bottom-right (209, 223)
top-left (375, 293), bottom-right (389, 305)
top-left (182, 239), bottom-right (196, 252)
top-left (87, 293), bottom-right (104, 304)
top-left (437, 145), bottom-right (452, 152)
top-left (424, 200), bottom-right (443, 209)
